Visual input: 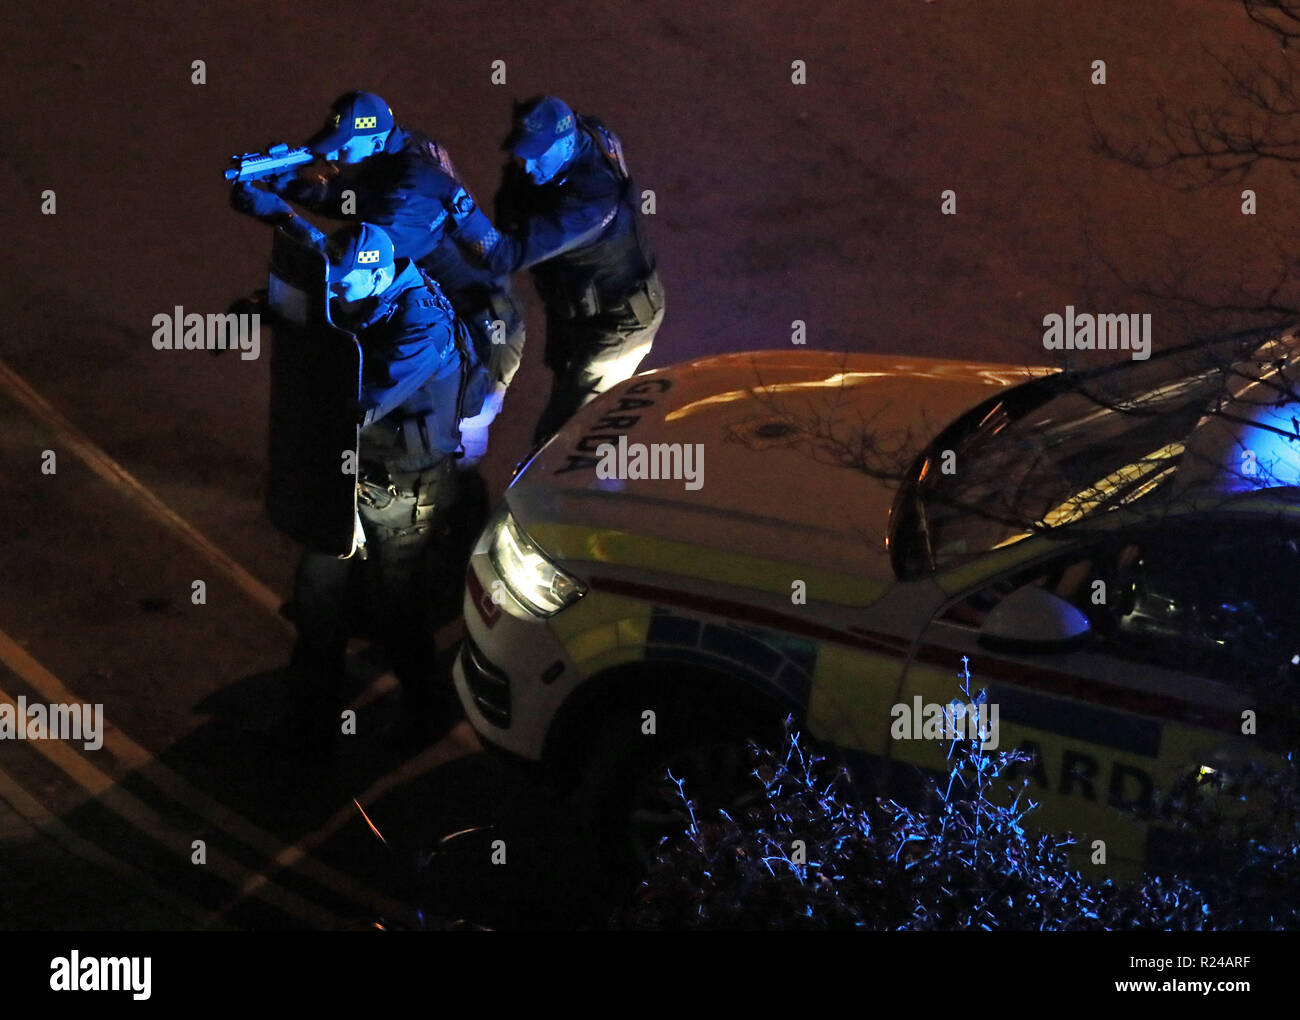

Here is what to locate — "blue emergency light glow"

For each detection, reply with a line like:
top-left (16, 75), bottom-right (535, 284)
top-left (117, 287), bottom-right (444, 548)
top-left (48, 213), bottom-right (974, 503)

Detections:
top-left (1221, 402), bottom-right (1300, 492)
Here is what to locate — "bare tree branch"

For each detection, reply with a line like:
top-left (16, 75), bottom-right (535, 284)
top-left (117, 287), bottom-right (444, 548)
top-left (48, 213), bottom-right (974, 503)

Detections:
top-left (1245, 0), bottom-right (1300, 48)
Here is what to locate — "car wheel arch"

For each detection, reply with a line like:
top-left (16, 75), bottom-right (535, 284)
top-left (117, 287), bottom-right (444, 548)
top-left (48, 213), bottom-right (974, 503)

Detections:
top-left (540, 658), bottom-right (799, 784)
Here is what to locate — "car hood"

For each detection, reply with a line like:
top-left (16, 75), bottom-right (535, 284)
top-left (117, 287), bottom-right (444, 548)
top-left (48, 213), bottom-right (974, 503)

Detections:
top-left (510, 351), bottom-right (1054, 601)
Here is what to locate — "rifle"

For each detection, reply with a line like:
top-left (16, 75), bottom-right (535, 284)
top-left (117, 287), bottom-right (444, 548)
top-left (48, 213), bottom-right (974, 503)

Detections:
top-left (224, 143), bottom-right (314, 182)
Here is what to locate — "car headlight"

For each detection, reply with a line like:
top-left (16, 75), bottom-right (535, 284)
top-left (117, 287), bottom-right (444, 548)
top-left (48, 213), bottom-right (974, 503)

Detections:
top-left (488, 510), bottom-right (586, 617)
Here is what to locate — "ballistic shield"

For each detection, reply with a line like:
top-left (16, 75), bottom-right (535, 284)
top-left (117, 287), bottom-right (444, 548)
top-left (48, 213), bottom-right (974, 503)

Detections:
top-left (265, 230), bottom-right (363, 556)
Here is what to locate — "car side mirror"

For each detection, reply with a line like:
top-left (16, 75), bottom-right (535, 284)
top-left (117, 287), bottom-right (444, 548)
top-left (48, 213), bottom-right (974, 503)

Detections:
top-left (978, 585), bottom-right (1092, 653)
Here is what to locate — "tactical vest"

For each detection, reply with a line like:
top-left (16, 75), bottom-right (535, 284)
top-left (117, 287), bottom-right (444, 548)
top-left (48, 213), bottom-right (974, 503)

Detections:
top-left (531, 116), bottom-right (656, 307)
top-left (355, 264), bottom-right (491, 473)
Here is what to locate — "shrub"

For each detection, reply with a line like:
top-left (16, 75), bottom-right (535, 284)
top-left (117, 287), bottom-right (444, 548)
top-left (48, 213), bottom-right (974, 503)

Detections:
top-left (619, 688), bottom-right (1214, 930)
top-left (1158, 752), bottom-right (1300, 930)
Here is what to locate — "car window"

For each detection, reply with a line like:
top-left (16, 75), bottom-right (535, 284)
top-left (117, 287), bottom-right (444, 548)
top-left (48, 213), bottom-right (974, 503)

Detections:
top-left (1113, 519), bottom-right (1300, 693)
top-left (941, 538), bottom-right (1133, 630)
top-left (943, 516), bottom-right (1300, 694)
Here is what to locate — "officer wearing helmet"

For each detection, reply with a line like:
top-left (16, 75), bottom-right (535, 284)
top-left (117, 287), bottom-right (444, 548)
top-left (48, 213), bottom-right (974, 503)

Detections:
top-left (248, 220), bottom-right (489, 752)
top-left (458, 95), bottom-right (665, 445)
top-left (234, 90), bottom-right (524, 463)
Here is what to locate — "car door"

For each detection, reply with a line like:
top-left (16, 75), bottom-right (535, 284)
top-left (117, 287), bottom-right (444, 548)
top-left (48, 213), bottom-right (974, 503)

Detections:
top-left (895, 513), bottom-right (1300, 875)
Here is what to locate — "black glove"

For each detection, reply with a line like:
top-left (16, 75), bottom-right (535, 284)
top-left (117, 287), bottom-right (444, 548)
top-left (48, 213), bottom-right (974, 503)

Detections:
top-left (268, 160), bottom-right (339, 200)
top-left (230, 181), bottom-right (293, 220)
top-left (261, 168), bottom-right (301, 193)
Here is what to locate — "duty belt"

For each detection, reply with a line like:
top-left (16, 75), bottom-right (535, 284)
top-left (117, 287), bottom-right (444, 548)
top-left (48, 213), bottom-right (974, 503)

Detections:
top-left (552, 269), bottom-right (661, 321)
top-left (356, 473), bottom-right (443, 526)
top-left (358, 459), bottom-right (451, 500)
top-left (360, 478), bottom-right (420, 500)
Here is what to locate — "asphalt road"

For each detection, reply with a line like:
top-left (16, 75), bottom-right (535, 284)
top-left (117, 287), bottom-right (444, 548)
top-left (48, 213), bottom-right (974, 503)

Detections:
top-left (0, 0), bottom-right (1285, 929)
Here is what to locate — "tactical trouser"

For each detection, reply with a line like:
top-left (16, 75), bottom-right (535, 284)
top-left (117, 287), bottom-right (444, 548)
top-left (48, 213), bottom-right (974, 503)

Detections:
top-left (533, 271), bottom-right (665, 446)
top-left (287, 459), bottom-right (467, 735)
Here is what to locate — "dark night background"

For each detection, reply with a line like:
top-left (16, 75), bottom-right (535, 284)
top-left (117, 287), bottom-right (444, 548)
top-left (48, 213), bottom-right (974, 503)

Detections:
top-left (0, 0), bottom-right (1285, 934)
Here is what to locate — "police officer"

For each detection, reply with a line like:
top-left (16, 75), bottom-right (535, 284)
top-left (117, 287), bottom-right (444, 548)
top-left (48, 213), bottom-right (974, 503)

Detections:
top-left (460, 95), bottom-right (664, 445)
top-left (234, 217), bottom-right (489, 751)
top-left (254, 90), bottom-right (524, 457)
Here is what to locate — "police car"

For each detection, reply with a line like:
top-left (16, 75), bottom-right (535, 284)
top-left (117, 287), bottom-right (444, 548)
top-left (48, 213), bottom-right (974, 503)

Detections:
top-left (453, 328), bottom-right (1300, 873)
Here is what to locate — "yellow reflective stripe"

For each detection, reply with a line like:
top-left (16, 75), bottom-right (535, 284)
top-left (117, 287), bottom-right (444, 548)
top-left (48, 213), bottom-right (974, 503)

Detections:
top-left (806, 643), bottom-right (904, 754)
top-left (547, 591), bottom-right (652, 673)
top-left (889, 717), bottom-right (1150, 862)
top-left (529, 522), bottom-right (886, 606)
top-left (899, 659), bottom-right (1163, 865)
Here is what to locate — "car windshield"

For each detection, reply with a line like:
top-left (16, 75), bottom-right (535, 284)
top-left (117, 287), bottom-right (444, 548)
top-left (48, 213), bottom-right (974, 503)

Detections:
top-left (894, 332), bottom-right (1285, 575)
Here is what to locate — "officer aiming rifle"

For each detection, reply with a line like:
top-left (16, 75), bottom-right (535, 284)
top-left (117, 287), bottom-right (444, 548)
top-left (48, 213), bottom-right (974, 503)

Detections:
top-left (227, 91), bottom-right (524, 462)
